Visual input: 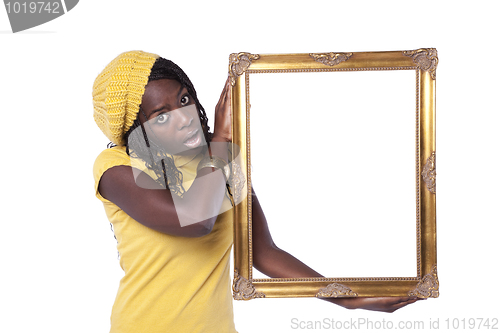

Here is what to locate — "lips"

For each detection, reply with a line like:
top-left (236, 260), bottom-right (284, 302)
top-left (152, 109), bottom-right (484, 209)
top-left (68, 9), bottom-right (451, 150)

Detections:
top-left (183, 129), bottom-right (201, 148)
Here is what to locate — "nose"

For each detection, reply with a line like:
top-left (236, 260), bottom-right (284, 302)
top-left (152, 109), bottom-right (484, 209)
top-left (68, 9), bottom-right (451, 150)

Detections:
top-left (173, 107), bottom-right (193, 130)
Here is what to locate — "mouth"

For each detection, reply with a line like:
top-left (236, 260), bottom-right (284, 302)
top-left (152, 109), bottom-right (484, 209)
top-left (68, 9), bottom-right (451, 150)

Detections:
top-left (183, 129), bottom-right (202, 149)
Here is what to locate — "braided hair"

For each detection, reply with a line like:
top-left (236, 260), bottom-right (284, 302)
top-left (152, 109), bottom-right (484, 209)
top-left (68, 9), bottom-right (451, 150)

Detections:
top-left (122, 57), bottom-right (213, 196)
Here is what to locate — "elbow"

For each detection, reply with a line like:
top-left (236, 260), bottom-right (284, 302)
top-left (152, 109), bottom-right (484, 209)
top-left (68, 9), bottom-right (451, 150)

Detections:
top-left (253, 243), bottom-right (280, 273)
top-left (175, 207), bottom-right (220, 237)
top-left (189, 217), bottom-right (217, 237)
top-left (253, 254), bottom-right (273, 276)
top-left (253, 257), bottom-right (265, 273)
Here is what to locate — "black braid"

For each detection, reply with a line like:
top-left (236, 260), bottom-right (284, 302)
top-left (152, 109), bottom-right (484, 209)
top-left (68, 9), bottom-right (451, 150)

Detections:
top-left (122, 57), bottom-right (213, 195)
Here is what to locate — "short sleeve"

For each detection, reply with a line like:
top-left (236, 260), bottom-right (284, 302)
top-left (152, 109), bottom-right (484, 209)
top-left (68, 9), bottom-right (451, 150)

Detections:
top-left (93, 146), bottom-right (132, 202)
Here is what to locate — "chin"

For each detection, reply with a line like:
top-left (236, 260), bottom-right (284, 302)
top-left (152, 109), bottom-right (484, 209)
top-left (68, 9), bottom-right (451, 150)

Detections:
top-left (176, 144), bottom-right (205, 156)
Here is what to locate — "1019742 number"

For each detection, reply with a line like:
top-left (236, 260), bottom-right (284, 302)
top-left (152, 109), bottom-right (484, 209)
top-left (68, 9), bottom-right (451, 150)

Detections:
top-left (5, 2), bottom-right (61, 14)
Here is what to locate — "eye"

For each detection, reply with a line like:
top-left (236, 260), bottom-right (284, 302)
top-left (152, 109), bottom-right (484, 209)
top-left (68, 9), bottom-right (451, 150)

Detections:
top-left (180, 94), bottom-right (190, 106)
top-left (156, 113), bottom-right (169, 124)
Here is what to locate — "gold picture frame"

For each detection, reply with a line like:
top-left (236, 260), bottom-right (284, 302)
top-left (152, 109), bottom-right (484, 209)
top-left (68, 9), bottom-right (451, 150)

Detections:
top-left (230, 49), bottom-right (438, 299)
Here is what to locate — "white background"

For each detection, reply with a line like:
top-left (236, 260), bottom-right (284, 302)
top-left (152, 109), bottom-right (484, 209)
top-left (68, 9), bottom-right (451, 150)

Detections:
top-left (1, 1), bottom-right (499, 332)
top-left (249, 70), bottom-right (418, 279)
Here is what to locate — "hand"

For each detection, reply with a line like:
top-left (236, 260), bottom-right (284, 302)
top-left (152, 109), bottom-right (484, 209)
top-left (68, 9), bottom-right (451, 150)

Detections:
top-left (212, 77), bottom-right (232, 142)
top-left (328, 296), bottom-right (424, 313)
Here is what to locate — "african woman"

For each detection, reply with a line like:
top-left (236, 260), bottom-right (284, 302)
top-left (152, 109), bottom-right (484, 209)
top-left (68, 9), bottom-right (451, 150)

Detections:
top-left (93, 51), bottom-right (419, 333)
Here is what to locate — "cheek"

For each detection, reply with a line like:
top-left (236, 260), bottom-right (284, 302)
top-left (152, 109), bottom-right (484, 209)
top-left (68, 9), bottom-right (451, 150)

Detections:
top-left (154, 127), bottom-right (184, 150)
top-left (189, 107), bottom-right (201, 121)
top-left (194, 115), bottom-right (204, 131)
top-left (155, 128), bottom-right (175, 142)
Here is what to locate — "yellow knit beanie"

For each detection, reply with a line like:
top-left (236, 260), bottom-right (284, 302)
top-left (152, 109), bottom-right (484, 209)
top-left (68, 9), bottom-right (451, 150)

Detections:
top-left (93, 51), bottom-right (160, 146)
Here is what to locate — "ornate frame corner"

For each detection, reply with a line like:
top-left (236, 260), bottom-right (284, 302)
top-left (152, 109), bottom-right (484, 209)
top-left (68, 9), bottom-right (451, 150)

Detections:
top-left (403, 48), bottom-right (438, 80)
top-left (408, 265), bottom-right (439, 298)
top-left (233, 270), bottom-right (266, 300)
top-left (228, 52), bottom-right (260, 86)
top-left (316, 283), bottom-right (358, 298)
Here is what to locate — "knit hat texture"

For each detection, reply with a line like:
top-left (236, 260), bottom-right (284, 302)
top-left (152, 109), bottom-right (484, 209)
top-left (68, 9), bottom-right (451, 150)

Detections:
top-left (93, 51), bottom-right (159, 146)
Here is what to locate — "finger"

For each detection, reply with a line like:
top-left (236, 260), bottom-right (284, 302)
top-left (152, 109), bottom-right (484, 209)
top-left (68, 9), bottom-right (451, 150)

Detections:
top-left (387, 296), bottom-right (416, 304)
top-left (219, 82), bottom-right (231, 107)
top-left (216, 79), bottom-right (230, 107)
top-left (221, 82), bottom-right (231, 107)
top-left (390, 298), bottom-right (419, 312)
top-left (398, 297), bottom-right (423, 304)
top-left (217, 90), bottom-right (226, 106)
top-left (224, 78), bottom-right (231, 97)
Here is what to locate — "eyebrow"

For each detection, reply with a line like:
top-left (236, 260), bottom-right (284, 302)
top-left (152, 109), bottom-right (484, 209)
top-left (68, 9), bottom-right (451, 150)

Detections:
top-left (147, 85), bottom-right (188, 119)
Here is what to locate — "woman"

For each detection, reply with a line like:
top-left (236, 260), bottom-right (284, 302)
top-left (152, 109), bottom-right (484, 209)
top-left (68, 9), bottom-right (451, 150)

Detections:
top-left (93, 51), bottom-right (419, 333)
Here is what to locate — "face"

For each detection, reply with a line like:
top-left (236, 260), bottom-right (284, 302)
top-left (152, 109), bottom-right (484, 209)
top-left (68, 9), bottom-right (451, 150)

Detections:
top-left (139, 79), bottom-right (206, 156)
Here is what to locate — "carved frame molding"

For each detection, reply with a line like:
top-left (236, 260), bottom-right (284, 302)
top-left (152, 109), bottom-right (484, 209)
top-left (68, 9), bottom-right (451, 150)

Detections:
top-left (316, 283), bottom-right (359, 298)
top-left (228, 52), bottom-right (260, 86)
top-left (231, 49), bottom-right (438, 299)
top-left (233, 269), bottom-right (266, 300)
top-left (422, 151), bottom-right (437, 194)
top-left (309, 52), bottom-right (353, 66)
top-left (403, 48), bottom-right (438, 80)
top-left (408, 265), bottom-right (439, 298)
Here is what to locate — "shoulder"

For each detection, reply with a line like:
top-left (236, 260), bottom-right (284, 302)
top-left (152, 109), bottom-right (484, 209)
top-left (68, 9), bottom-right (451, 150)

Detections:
top-left (93, 146), bottom-right (132, 201)
top-left (94, 146), bottom-right (131, 174)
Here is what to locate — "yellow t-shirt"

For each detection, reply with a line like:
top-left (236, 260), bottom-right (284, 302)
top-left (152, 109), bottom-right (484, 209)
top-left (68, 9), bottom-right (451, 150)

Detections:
top-left (93, 146), bottom-right (237, 333)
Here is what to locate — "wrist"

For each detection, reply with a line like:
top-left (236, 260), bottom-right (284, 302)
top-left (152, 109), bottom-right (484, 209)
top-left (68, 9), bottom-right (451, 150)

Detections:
top-left (206, 141), bottom-right (229, 162)
top-left (211, 134), bottom-right (231, 143)
top-left (197, 155), bottom-right (230, 182)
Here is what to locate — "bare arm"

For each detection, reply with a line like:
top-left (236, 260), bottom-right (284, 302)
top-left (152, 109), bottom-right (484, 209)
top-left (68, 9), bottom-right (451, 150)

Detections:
top-left (251, 190), bottom-right (422, 312)
top-left (98, 159), bottom-right (225, 237)
top-left (251, 190), bottom-right (322, 277)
